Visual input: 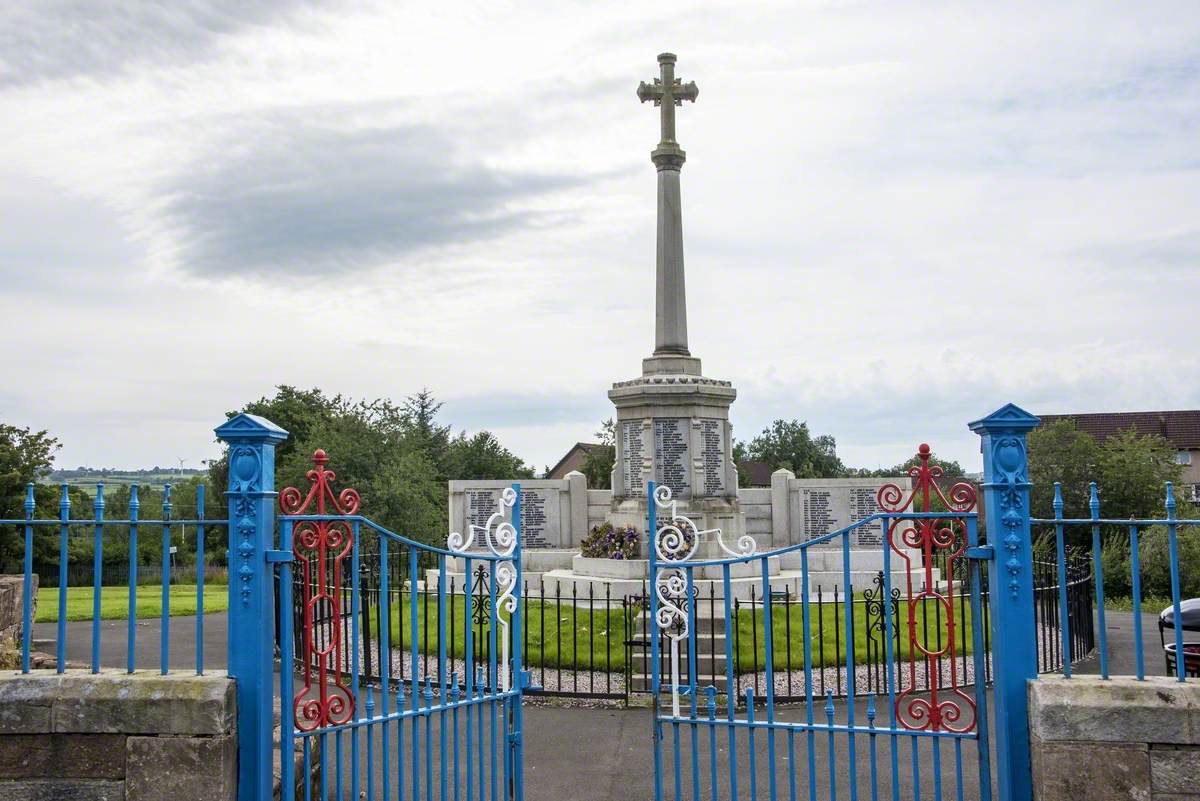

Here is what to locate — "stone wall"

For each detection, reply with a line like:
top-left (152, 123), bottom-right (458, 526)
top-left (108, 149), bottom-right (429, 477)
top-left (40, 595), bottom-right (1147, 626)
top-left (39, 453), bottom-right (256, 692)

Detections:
top-left (1029, 676), bottom-right (1200, 801)
top-left (0, 574), bottom-right (37, 653)
top-left (0, 672), bottom-right (236, 801)
top-left (452, 470), bottom-right (909, 550)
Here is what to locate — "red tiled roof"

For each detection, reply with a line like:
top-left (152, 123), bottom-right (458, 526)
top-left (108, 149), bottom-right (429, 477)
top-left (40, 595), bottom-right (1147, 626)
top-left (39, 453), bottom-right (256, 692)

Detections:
top-left (1038, 411), bottom-right (1200, 449)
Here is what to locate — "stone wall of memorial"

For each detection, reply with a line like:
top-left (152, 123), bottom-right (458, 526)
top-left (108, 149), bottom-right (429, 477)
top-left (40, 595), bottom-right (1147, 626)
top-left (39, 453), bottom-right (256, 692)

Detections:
top-left (450, 470), bottom-right (909, 551)
top-left (448, 477), bottom-right (588, 550)
top-left (770, 472), bottom-right (909, 549)
top-left (614, 415), bottom-right (737, 501)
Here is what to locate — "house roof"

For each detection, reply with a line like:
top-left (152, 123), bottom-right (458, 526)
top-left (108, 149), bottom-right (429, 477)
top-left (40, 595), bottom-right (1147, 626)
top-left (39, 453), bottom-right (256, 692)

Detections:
top-left (737, 460), bottom-right (775, 487)
top-left (1038, 410), bottom-right (1200, 450)
top-left (547, 442), bottom-right (604, 479)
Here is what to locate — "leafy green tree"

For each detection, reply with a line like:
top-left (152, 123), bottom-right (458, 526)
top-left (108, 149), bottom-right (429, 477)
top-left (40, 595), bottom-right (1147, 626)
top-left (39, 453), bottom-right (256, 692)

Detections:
top-left (0, 423), bottom-right (60, 565)
top-left (400, 389), bottom-right (450, 464)
top-left (1028, 420), bottom-right (1103, 522)
top-left (1028, 421), bottom-right (1185, 522)
top-left (845, 450), bottom-right (967, 480)
top-left (581, 419), bottom-right (615, 490)
top-left (1095, 428), bottom-right (1185, 519)
top-left (743, 419), bottom-right (844, 478)
top-left (442, 431), bottom-right (533, 481)
top-left (210, 386), bottom-right (532, 545)
top-left (1028, 420), bottom-right (1194, 586)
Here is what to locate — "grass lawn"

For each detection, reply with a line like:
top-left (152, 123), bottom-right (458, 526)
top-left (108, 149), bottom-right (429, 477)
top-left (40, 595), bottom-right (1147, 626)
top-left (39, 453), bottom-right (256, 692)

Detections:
top-left (1104, 595), bottom-right (1175, 613)
top-left (35, 584), bottom-right (229, 623)
top-left (732, 595), bottom-right (978, 671)
top-left (366, 591), bottom-right (976, 672)
top-left (377, 594), bottom-right (628, 672)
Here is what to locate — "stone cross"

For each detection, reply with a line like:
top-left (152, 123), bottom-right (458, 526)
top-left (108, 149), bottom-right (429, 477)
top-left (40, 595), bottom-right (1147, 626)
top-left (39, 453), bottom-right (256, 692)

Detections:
top-left (637, 52), bottom-right (698, 148)
top-left (637, 53), bottom-right (698, 360)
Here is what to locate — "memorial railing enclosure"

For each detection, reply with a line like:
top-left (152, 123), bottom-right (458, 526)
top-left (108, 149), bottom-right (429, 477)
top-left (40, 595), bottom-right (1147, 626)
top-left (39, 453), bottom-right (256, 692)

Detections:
top-left (3, 403), bottom-right (1196, 801)
top-left (288, 549), bottom-right (1096, 703)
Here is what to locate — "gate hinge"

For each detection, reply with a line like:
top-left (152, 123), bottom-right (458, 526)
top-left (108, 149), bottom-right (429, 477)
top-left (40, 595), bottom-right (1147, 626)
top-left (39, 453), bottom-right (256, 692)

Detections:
top-left (507, 730), bottom-right (521, 744)
top-left (265, 550), bottom-right (293, 563)
top-left (518, 670), bottom-right (540, 691)
top-left (965, 546), bottom-right (994, 560)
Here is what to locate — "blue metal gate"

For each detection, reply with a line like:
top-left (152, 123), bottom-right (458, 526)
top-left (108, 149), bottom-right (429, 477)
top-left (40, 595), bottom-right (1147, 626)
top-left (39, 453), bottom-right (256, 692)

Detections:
top-left (646, 446), bottom-right (994, 801)
top-left (275, 451), bottom-right (525, 801)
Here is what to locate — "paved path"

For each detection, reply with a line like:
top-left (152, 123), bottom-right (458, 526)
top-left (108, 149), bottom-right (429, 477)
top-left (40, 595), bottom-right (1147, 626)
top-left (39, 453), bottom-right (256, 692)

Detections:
top-left (31, 607), bottom-right (1176, 800)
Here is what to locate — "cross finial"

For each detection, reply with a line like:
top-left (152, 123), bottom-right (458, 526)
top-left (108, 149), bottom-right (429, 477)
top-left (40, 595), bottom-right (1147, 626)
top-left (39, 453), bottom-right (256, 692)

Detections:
top-left (637, 52), bottom-right (698, 168)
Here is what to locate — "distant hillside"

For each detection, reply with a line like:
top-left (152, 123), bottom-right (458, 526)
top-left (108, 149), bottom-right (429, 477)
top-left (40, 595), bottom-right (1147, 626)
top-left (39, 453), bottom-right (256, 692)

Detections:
top-left (43, 467), bottom-right (207, 497)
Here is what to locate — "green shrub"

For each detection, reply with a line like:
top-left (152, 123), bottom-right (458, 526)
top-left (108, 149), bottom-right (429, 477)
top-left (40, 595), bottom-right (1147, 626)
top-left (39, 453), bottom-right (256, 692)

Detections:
top-left (1138, 526), bottom-right (1200, 599)
top-left (1101, 526), bottom-right (1200, 600)
top-left (1100, 535), bottom-right (1132, 599)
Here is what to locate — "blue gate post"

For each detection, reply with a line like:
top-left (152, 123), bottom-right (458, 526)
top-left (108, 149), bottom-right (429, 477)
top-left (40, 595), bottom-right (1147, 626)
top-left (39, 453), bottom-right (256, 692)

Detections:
top-left (215, 413), bottom-right (290, 801)
top-left (969, 403), bottom-right (1040, 801)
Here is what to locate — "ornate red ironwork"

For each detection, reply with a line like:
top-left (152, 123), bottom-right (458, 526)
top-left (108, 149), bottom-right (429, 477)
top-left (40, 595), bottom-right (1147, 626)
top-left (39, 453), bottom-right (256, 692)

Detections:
top-left (876, 444), bottom-right (978, 733)
top-left (281, 449), bottom-right (361, 731)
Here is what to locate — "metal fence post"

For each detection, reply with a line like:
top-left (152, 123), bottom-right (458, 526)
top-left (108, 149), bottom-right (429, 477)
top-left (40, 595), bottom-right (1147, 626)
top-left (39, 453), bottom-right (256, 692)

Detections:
top-left (969, 403), bottom-right (1040, 801)
top-left (215, 413), bottom-right (290, 801)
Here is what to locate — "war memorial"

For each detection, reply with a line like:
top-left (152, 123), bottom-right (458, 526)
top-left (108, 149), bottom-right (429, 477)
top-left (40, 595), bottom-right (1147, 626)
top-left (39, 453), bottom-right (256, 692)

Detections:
top-left (442, 53), bottom-right (922, 601)
top-left (1, 40), bottom-right (1196, 801)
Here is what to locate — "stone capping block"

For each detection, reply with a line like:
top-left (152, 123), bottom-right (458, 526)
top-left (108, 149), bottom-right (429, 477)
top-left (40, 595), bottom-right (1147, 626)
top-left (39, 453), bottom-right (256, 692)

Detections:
top-left (0, 671), bottom-right (235, 736)
top-left (1029, 676), bottom-right (1200, 745)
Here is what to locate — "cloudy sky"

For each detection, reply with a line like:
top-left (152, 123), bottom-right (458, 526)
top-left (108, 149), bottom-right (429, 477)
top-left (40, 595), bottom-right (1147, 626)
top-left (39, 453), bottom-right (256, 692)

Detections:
top-left (1, 1), bottom-right (1198, 475)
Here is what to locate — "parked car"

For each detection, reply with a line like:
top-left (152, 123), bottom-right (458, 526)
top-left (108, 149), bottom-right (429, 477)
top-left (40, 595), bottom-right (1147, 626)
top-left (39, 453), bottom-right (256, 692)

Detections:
top-left (1159, 598), bottom-right (1200, 678)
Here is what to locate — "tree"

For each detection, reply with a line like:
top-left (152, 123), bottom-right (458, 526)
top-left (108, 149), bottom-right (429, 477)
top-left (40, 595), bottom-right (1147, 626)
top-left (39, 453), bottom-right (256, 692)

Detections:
top-left (581, 419), bottom-right (615, 490)
top-left (210, 386), bottom-right (532, 545)
top-left (732, 440), bottom-right (751, 488)
top-left (442, 431), bottom-right (533, 481)
top-left (1028, 420), bottom-right (1103, 522)
top-left (1028, 421), bottom-right (1185, 522)
top-left (1028, 420), bottom-right (1192, 568)
top-left (743, 419), bottom-right (844, 478)
top-left (845, 450), bottom-right (967, 480)
top-left (1094, 428), bottom-right (1185, 520)
top-left (0, 423), bottom-right (60, 565)
top-left (400, 389), bottom-right (450, 464)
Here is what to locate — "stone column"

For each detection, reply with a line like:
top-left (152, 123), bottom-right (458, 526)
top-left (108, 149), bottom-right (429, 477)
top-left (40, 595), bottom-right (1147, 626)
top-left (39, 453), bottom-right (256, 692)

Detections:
top-left (655, 164), bottom-right (688, 356)
top-left (566, 470), bottom-right (588, 548)
top-left (770, 468), bottom-right (795, 546)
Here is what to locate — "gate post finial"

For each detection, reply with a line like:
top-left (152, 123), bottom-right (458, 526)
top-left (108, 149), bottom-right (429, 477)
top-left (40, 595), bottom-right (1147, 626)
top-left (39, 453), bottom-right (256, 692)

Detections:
top-left (215, 412), bottom-right (289, 801)
top-left (968, 403), bottom-right (1039, 801)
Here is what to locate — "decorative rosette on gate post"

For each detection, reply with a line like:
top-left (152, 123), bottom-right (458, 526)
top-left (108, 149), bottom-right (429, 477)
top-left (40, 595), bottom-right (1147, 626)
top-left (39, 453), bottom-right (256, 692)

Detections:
top-left (876, 444), bottom-right (979, 733)
top-left (281, 449), bottom-right (361, 731)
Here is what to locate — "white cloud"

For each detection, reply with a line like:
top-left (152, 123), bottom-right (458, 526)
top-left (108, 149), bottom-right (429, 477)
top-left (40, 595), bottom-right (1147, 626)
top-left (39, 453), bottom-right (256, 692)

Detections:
top-left (0, 0), bottom-right (1198, 473)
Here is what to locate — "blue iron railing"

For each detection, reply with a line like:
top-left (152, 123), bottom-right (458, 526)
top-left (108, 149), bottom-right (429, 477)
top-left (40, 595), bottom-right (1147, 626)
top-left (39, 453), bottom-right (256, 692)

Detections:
top-left (1033, 480), bottom-right (1200, 682)
top-left (3, 481), bottom-right (222, 675)
top-left (278, 513), bottom-right (525, 801)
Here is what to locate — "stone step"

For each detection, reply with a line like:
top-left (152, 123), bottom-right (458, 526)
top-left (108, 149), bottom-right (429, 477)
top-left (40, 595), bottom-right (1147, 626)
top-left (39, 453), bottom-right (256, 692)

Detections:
top-left (629, 673), bottom-right (730, 692)
top-left (628, 618), bottom-right (728, 637)
top-left (627, 632), bottom-right (729, 653)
